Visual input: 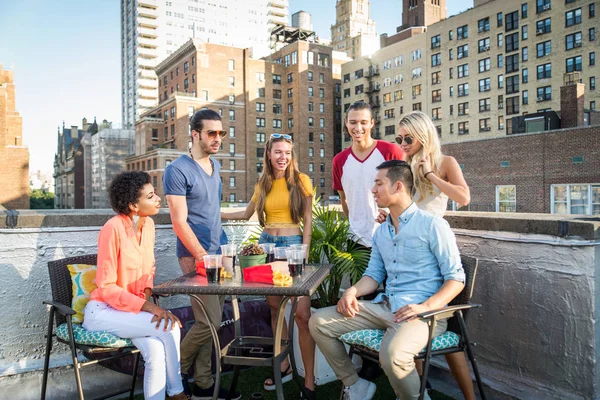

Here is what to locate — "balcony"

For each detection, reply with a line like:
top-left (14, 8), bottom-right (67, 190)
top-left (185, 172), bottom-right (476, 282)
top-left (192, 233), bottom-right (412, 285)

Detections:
top-left (2, 211), bottom-right (599, 400)
top-left (365, 68), bottom-right (380, 78)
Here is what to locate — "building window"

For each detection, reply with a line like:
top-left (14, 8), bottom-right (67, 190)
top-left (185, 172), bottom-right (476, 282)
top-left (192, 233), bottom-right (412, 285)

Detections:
top-left (497, 12), bottom-right (503, 27)
top-left (478, 17), bottom-right (490, 32)
top-left (522, 3), bottom-right (528, 17)
top-left (478, 37), bottom-right (491, 53)
top-left (457, 44), bottom-right (468, 59)
top-left (506, 96), bottom-right (520, 115)
top-left (288, 118), bottom-right (294, 128)
top-left (537, 63), bottom-right (552, 79)
top-left (257, 88), bottom-right (265, 98)
top-left (479, 78), bottom-right (491, 92)
top-left (537, 86), bottom-right (552, 101)
top-left (523, 89), bottom-right (529, 104)
top-left (536, 18), bottom-right (551, 35)
top-left (229, 110), bottom-right (235, 121)
top-left (536, 0), bottom-right (551, 13)
top-left (307, 102), bottom-right (313, 112)
top-left (319, 118), bottom-right (325, 128)
top-left (229, 143), bottom-right (235, 155)
top-left (590, 3), bottom-right (596, 17)
top-left (479, 58), bottom-right (491, 72)
top-left (320, 133), bottom-right (325, 143)
top-left (552, 184), bottom-right (600, 215)
top-left (458, 121), bottom-right (469, 135)
top-left (590, 28), bottom-right (596, 41)
top-left (506, 54), bottom-right (519, 73)
top-left (229, 77), bottom-right (235, 87)
top-left (319, 103), bottom-right (325, 113)
top-left (479, 118), bottom-right (491, 131)
top-left (431, 53), bottom-right (441, 67)
top-left (229, 160), bottom-right (235, 171)
top-left (432, 89), bottom-right (442, 102)
top-left (566, 55), bottom-right (582, 72)
top-left (308, 117), bottom-right (314, 127)
top-left (565, 8), bottom-right (582, 27)
top-left (496, 186), bottom-right (516, 212)
top-left (458, 102), bottom-right (469, 115)
top-left (497, 33), bottom-right (504, 47)
top-left (522, 47), bottom-right (528, 61)
top-left (498, 54), bottom-right (504, 68)
top-left (432, 71), bottom-right (442, 84)
top-left (273, 89), bottom-right (281, 99)
top-left (589, 76), bottom-right (596, 90)
top-left (385, 125), bottom-right (396, 135)
top-left (229, 127), bottom-right (235, 138)
top-left (229, 177), bottom-right (236, 188)
top-left (506, 11), bottom-right (519, 32)
top-left (506, 32), bottom-right (519, 52)
top-left (522, 68), bottom-right (529, 83)
top-left (319, 88), bottom-right (325, 98)
top-left (289, 88), bottom-right (295, 98)
top-left (457, 25), bottom-right (468, 39)
top-left (566, 32), bottom-right (583, 50)
top-left (458, 83), bottom-right (469, 97)
top-left (273, 74), bottom-right (281, 84)
top-left (458, 64), bottom-right (469, 78)
top-left (256, 118), bottom-right (266, 127)
top-left (432, 107), bottom-right (442, 120)
top-left (319, 148), bottom-right (325, 158)
top-left (256, 132), bottom-right (266, 142)
top-left (536, 40), bottom-right (551, 57)
top-left (308, 148), bottom-right (314, 157)
top-left (287, 73), bottom-right (293, 83)
top-left (479, 98), bottom-right (491, 112)
top-left (506, 75), bottom-right (520, 94)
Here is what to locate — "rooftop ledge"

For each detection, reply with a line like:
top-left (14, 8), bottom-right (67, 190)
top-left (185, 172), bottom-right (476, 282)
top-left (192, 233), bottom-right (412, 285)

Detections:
top-left (2, 209), bottom-right (599, 240)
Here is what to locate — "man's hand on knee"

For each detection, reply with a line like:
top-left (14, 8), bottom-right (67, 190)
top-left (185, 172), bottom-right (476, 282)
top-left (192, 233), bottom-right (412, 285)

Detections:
top-left (393, 303), bottom-right (429, 323)
top-left (337, 288), bottom-right (359, 318)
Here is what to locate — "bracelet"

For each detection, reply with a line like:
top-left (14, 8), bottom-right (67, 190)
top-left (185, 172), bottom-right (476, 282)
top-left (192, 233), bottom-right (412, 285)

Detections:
top-left (424, 171), bottom-right (435, 179)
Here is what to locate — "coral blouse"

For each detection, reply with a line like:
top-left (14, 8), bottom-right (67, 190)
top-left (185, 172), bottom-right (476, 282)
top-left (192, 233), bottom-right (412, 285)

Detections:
top-left (90, 214), bottom-right (155, 313)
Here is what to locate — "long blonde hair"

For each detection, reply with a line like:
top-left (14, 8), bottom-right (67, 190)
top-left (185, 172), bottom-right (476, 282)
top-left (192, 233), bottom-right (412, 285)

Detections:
top-left (255, 137), bottom-right (307, 227)
top-left (397, 111), bottom-right (444, 200)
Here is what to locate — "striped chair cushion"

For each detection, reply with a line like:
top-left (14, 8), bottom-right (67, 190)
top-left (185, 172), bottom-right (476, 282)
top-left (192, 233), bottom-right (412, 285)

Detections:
top-left (339, 329), bottom-right (460, 353)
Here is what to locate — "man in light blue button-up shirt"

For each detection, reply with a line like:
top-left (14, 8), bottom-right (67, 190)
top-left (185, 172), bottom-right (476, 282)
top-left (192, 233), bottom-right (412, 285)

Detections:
top-left (309, 160), bottom-right (465, 400)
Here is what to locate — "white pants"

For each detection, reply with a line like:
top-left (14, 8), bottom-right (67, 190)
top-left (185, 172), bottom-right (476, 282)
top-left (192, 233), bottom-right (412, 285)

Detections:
top-left (83, 300), bottom-right (184, 399)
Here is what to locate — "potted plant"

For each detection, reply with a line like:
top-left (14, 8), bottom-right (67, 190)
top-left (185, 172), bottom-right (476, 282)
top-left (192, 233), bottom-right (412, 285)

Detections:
top-left (287, 196), bottom-right (371, 385)
top-left (309, 197), bottom-right (371, 308)
top-left (238, 243), bottom-right (267, 269)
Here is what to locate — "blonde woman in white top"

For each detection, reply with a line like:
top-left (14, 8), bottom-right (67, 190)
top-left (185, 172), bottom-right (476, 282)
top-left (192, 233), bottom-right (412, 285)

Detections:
top-left (381, 111), bottom-right (474, 399)
top-left (396, 111), bottom-right (470, 213)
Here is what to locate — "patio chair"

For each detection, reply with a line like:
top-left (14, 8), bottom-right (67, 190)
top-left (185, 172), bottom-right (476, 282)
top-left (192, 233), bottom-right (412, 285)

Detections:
top-left (41, 254), bottom-right (141, 400)
top-left (339, 255), bottom-right (486, 400)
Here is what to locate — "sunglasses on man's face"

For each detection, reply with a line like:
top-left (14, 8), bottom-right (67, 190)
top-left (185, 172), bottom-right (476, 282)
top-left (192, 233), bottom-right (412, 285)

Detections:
top-left (395, 135), bottom-right (414, 145)
top-left (201, 130), bottom-right (227, 139)
top-left (270, 133), bottom-right (292, 141)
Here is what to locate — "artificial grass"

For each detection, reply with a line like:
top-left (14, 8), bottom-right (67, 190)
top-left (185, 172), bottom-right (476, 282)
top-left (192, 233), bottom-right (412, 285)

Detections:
top-left (132, 366), bottom-right (455, 399)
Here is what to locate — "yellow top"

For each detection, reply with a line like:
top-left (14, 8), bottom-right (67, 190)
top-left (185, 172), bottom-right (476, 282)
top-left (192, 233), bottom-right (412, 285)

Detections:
top-left (251, 173), bottom-right (312, 226)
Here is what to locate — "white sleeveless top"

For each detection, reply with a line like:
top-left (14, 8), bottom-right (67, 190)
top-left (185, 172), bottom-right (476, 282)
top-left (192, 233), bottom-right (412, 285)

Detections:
top-left (414, 185), bottom-right (449, 217)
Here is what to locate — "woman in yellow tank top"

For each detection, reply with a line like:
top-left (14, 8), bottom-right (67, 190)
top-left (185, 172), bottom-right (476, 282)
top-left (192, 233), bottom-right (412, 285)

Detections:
top-left (221, 134), bottom-right (315, 399)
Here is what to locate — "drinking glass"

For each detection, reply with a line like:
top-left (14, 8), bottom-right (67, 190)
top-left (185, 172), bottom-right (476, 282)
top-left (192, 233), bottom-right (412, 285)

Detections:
top-left (203, 254), bottom-right (223, 283)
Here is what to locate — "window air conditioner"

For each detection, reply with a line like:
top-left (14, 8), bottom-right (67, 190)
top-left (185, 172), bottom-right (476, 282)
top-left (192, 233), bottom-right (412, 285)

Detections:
top-left (537, 96), bottom-right (545, 101)
top-left (543, 4), bottom-right (550, 10)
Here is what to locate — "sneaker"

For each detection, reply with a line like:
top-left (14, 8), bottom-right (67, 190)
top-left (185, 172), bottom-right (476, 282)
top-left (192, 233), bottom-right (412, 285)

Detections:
top-left (342, 378), bottom-right (376, 400)
top-left (191, 383), bottom-right (241, 400)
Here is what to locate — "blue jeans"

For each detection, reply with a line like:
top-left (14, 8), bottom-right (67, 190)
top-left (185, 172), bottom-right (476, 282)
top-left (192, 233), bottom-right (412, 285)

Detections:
top-left (259, 231), bottom-right (303, 247)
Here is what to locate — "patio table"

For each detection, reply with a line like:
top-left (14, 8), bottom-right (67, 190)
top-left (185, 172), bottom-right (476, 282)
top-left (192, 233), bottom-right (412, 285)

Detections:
top-left (153, 263), bottom-right (332, 400)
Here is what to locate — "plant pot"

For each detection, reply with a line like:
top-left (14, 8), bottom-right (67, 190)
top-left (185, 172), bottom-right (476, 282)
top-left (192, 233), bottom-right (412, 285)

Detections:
top-left (238, 253), bottom-right (267, 269)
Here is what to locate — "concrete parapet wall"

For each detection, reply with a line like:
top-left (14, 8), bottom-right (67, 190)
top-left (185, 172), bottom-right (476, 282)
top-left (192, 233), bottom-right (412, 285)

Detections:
top-left (0, 209), bottom-right (598, 399)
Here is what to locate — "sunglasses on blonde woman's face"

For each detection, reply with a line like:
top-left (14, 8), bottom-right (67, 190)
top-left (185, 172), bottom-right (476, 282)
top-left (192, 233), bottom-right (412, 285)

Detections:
top-left (270, 133), bottom-right (292, 141)
top-left (395, 135), bottom-right (414, 145)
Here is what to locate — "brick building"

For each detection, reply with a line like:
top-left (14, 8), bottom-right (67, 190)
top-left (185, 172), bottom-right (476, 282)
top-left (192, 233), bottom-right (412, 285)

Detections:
top-left (128, 38), bottom-right (349, 204)
top-left (0, 65), bottom-right (29, 210)
top-left (342, 0), bottom-right (599, 147)
top-left (53, 119), bottom-right (97, 209)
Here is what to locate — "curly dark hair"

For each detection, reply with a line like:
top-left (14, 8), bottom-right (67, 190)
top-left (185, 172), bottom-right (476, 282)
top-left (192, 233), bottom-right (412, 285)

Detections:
top-left (108, 171), bottom-right (152, 215)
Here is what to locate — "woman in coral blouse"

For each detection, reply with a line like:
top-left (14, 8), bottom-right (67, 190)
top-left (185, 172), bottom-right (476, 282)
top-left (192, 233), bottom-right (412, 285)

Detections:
top-left (221, 134), bottom-right (315, 400)
top-left (83, 172), bottom-right (186, 400)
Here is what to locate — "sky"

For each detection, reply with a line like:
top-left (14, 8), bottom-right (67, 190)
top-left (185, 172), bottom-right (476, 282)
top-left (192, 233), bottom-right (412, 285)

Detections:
top-left (0, 0), bottom-right (472, 176)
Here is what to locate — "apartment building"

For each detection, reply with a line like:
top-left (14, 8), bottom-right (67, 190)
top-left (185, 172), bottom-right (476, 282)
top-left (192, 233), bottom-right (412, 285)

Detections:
top-left (128, 38), bottom-right (348, 204)
top-left (331, 0), bottom-right (379, 59)
top-left (341, 0), bottom-right (599, 147)
top-left (0, 65), bottom-right (29, 209)
top-left (121, 0), bottom-right (289, 129)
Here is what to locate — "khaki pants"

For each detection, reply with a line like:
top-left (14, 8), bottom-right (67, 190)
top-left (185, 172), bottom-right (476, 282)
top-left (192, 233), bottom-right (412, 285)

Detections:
top-left (308, 301), bottom-right (447, 399)
top-left (178, 257), bottom-right (225, 389)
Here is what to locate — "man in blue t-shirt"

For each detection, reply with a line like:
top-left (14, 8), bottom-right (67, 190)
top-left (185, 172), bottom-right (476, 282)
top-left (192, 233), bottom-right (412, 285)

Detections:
top-left (163, 109), bottom-right (239, 400)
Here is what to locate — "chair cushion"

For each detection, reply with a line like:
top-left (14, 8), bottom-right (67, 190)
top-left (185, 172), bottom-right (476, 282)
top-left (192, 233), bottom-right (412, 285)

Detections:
top-left (339, 329), bottom-right (460, 353)
top-left (56, 323), bottom-right (133, 348)
top-left (67, 264), bottom-right (97, 324)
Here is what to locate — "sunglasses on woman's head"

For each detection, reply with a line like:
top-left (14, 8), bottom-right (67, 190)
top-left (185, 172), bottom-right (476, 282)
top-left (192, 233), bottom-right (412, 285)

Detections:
top-left (270, 134), bottom-right (292, 141)
top-left (395, 135), bottom-right (414, 145)
top-left (199, 130), bottom-right (227, 138)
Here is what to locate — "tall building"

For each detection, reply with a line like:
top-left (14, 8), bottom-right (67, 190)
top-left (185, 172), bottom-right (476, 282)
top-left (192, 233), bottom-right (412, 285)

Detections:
top-left (341, 0), bottom-right (599, 147)
top-left (127, 37), bottom-right (349, 203)
top-left (54, 119), bottom-right (97, 209)
top-left (121, 0), bottom-right (290, 129)
top-left (90, 127), bottom-right (135, 209)
top-left (330, 0), bottom-right (379, 59)
top-left (0, 65), bottom-right (29, 209)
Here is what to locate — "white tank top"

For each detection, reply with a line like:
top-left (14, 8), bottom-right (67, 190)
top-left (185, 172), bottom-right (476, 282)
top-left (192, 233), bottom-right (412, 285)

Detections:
top-left (414, 185), bottom-right (449, 217)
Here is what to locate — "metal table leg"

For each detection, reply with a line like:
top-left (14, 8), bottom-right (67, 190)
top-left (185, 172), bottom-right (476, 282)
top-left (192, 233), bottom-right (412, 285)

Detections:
top-left (226, 296), bottom-right (242, 400)
top-left (190, 294), bottom-right (222, 400)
